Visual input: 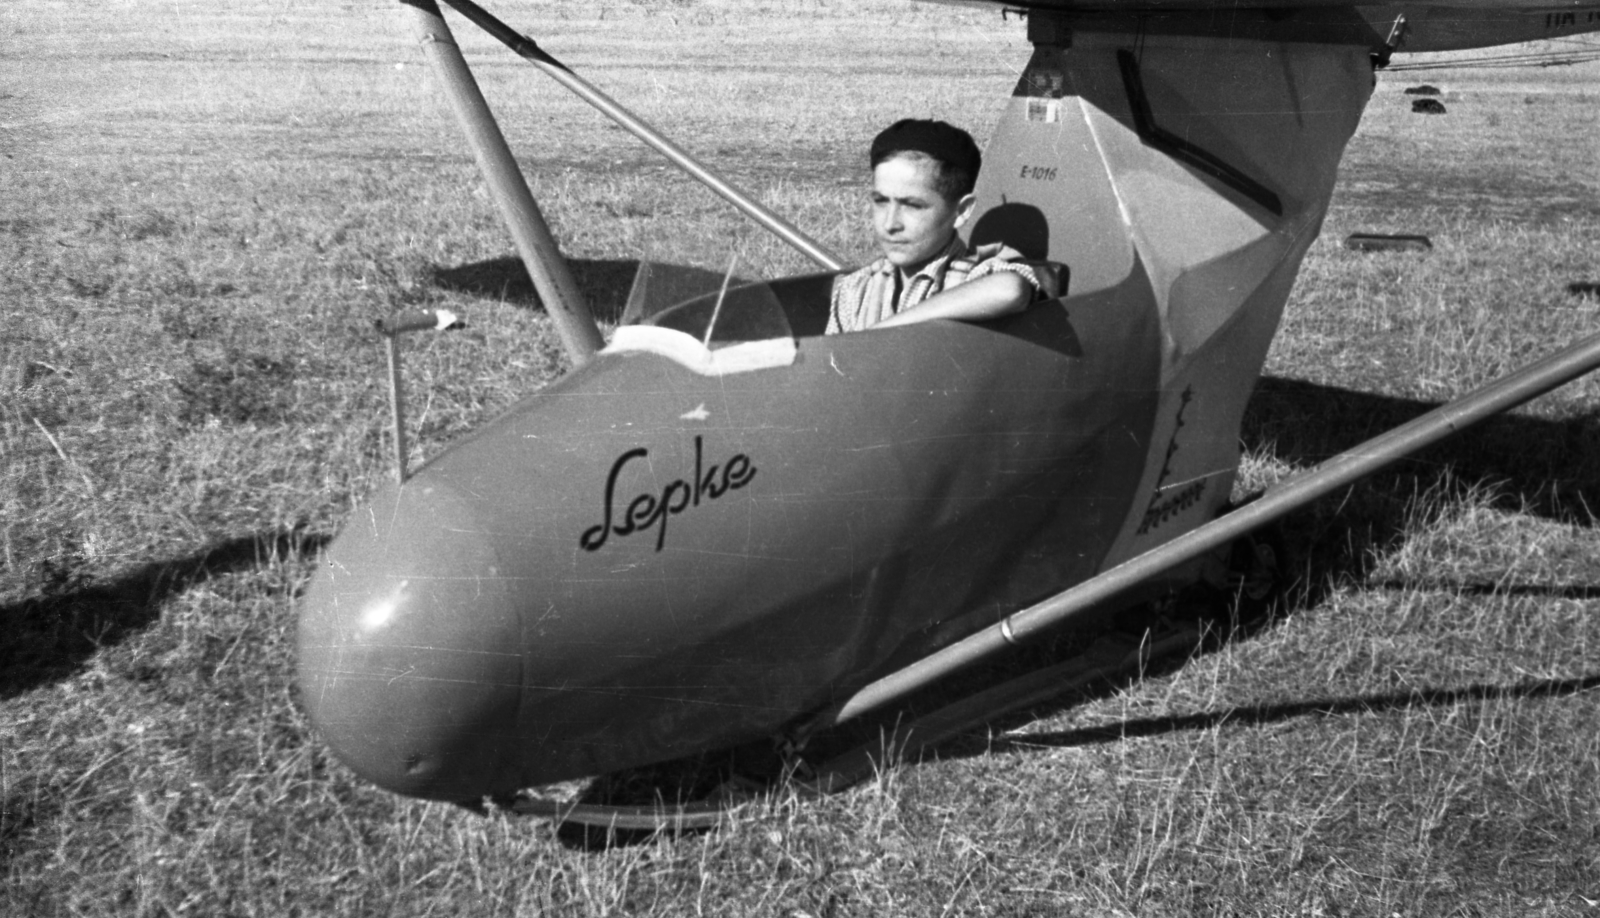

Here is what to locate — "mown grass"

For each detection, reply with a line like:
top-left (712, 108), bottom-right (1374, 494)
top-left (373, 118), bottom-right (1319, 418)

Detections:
top-left (3, 1), bottom-right (1599, 915)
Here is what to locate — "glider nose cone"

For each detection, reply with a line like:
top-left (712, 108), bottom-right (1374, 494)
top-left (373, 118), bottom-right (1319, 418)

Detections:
top-left (298, 479), bottom-right (524, 802)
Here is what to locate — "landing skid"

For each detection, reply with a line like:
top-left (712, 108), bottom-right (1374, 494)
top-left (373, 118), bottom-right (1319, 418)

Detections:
top-left (506, 623), bottom-right (1207, 831)
top-left (794, 622), bottom-right (1206, 796)
top-left (502, 545), bottom-right (1282, 833)
top-left (507, 780), bottom-right (762, 833)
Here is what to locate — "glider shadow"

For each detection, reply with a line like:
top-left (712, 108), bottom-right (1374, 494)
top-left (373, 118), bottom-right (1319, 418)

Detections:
top-left (1244, 374), bottom-right (1599, 582)
top-left (0, 527), bottom-right (329, 700)
top-left (431, 256), bottom-right (736, 325)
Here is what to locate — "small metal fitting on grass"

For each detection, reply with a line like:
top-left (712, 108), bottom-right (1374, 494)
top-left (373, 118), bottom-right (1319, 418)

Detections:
top-left (375, 309), bottom-right (465, 336)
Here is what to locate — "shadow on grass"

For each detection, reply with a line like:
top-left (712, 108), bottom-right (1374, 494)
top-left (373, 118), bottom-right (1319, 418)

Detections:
top-left (0, 527), bottom-right (329, 700)
top-left (1249, 375), bottom-right (1600, 519)
top-left (431, 256), bottom-right (725, 324)
top-left (986, 671), bottom-right (1600, 753)
top-left (431, 256), bottom-right (761, 327)
top-left (1244, 374), bottom-right (1599, 593)
top-left (431, 256), bottom-right (632, 322)
top-left (1371, 579), bottom-right (1600, 599)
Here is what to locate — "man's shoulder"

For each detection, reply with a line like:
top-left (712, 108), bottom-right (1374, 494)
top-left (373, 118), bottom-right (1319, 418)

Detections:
top-left (827, 256), bottom-right (899, 334)
top-left (832, 256), bottom-right (894, 294)
top-left (949, 241), bottom-right (1044, 295)
top-left (955, 241), bottom-right (1026, 269)
top-left (840, 256), bottom-right (895, 278)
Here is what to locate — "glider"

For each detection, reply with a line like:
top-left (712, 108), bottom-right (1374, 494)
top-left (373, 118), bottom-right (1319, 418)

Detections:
top-left (297, 0), bottom-right (1600, 827)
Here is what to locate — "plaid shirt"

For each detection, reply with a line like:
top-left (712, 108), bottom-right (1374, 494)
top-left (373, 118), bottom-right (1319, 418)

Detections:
top-left (826, 237), bottom-right (1041, 334)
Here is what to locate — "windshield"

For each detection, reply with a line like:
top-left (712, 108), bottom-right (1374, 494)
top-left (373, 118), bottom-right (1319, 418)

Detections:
top-left (622, 257), bottom-right (793, 347)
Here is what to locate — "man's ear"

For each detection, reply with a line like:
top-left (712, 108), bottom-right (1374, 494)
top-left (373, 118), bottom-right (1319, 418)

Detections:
top-left (952, 193), bottom-right (978, 229)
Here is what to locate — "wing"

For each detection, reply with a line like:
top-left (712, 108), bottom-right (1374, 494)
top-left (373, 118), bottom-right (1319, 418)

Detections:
top-left (929, 0), bottom-right (1600, 51)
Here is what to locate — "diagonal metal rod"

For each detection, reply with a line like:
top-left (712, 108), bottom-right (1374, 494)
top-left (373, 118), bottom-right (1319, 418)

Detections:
top-left (404, 0), bottom-right (604, 367)
top-left (822, 327), bottom-right (1600, 730)
top-left (435, 0), bottom-right (847, 273)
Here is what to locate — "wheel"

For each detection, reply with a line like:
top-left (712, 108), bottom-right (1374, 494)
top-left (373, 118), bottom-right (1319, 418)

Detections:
top-left (1222, 523), bottom-right (1290, 628)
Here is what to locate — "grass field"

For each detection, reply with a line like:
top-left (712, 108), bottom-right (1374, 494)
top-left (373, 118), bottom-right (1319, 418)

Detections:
top-left (4, 1), bottom-right (1600, 914)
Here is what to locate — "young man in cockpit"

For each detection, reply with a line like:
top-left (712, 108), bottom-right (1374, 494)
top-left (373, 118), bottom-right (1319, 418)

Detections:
top-left (826, 119), bottom-right (1041, 334)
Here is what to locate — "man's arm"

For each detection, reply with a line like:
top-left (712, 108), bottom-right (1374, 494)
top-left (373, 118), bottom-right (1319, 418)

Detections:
top-left (869, 272), bottom-right (1032, 330)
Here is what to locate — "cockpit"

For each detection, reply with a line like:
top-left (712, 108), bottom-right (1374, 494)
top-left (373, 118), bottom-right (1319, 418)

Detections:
top-left (600, 253), bottom-right (1067, 375)
top-left (601, 262), bottom-right (836, 374)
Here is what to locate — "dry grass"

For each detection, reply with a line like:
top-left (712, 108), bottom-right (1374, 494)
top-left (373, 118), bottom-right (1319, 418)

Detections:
top-left (3, 1), bottom-right (1599, 915)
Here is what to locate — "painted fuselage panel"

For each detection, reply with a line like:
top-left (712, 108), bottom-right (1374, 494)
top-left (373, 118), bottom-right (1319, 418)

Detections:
top-left (969, 33), bottom-right (1373, 568)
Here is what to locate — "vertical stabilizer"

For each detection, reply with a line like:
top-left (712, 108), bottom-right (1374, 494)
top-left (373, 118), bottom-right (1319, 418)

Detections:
top-left (968, 15), bottom-right (1374, 565)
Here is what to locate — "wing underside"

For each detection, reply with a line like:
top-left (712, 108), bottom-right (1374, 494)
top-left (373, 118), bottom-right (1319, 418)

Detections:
top-left (930, 0), bottom-right (1600, 52)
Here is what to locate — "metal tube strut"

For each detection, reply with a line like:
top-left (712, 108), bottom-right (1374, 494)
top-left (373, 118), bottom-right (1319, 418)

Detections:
top-left (385, 334), bottom-right (409, 483)
top-left (826, 328), bottom-right (1600, 729)
top-left (404, 0), bottom-right (604, 367)
top-left (377, 309), bottom-right (464, 483)
top-left (435, 0), bottom-right (847, 273)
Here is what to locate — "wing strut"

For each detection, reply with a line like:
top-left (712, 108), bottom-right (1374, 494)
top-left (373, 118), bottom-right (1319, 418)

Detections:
top-left (404, 0), bottom-right (604, 367)
top-left (817, 327), bottom-right (1600, 732)
top-left (432, 0), bottom-right (847, 273)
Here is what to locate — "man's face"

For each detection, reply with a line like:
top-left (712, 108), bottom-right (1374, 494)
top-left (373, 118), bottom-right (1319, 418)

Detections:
top-left (871, 154), bottom-right (975, 274)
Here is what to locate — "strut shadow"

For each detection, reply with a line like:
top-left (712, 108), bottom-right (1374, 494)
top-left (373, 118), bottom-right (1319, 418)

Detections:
top-left (0, 527), bottom-right (329, 700)
top-left (984, 671), bottom-right (1600, 754)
